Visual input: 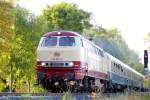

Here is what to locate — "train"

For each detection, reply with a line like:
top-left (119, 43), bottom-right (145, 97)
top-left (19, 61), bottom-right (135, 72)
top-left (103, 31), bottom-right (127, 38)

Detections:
top-left (36, 30), bottom-right (148, 92)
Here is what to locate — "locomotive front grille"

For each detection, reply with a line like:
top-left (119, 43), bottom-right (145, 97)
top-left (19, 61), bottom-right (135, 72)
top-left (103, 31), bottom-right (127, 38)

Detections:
top-left (51, 63), bottom-right (64, 67)
top-left (46, 61), bottom-right (73, 67)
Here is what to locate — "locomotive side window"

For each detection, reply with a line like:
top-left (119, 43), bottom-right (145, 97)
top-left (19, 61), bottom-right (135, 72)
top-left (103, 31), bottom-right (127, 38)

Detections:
top-left (97, 49), bottom-right (104, 57)
top-left (59, 37), bottom-right (75, 46)
top-left (88, 43), bottom-right (94, 54)
top-left (42, 37), bottom-right (57, 46)
top-left (82, 39), bottom-right (88, 49)
top-left (80, 39), bottom-right (84, 47)
top-left (94, 47), bottom-right (98, 55)
top-left (82, 39), bottom-right (105, 57)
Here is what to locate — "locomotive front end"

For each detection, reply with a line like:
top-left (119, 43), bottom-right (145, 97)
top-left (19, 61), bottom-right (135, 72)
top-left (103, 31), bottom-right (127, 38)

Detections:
top-left (36, 31), bottom-right (86, 91)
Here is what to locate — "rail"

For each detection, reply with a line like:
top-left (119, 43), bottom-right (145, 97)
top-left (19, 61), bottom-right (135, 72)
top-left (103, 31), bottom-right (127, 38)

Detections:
top-left (0, 92), bottom-right (149, 100)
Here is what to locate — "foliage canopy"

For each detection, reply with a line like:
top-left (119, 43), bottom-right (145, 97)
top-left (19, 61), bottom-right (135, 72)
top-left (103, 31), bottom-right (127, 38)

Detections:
top-left (43, 2), bottom-right (92, 32)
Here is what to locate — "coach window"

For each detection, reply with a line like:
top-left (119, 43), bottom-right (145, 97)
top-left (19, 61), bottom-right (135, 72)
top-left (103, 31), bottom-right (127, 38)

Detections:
top-left (118, 65), bottom-right (120, 70)
top-left (111, 62), bottom-right (113, 71)
top-left (124, 69), bottom-right (125, 76)
top-left (59, 37), bottom-right (75, 46)
top-left (121, 67), bottom-right (123, 76)
top-left (121, 67), bottom-right (123, 72)
top-left (114, 63), bottom-right (116, 72)
top-left (112, 62), bottom-right (114, 72)
top-left (115, 63), bottom-right (117, 72)
top-left (116, 63), bottom-right (118, 73)
top-left (115, 64), bottom-right (117, 72)
top-left (127, 70), bottom-right (129, 78)
top-left (117, 64), bottom-right (120, 74)
top-left (119, 65), bottom-right (121, 74)
top-left (127, 70), bottom-right (129, 77)
top-left (113, 62), bottom-right (115, 72)
top-left (111, 62), bottom-right (114, 72)
top-left (117, 64), bottom-right (120, 73)
top-left (116, 64), bottom-right (118, 72)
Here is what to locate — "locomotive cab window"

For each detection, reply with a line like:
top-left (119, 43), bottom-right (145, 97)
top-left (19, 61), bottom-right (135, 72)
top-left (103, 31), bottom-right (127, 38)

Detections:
top-left (59, 37), bottom-right (75, 46)
top-left (42, 37), bottom-right (57, 46)
top-left (41, 36), bottom-right (76, 47)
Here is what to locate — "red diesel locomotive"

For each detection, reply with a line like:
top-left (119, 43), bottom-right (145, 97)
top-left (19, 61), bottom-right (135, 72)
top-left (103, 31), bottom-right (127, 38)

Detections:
top-left (36, 31), bottom-right (146, 92)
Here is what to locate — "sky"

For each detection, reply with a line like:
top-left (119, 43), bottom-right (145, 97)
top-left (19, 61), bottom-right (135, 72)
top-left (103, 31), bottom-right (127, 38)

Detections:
top-left (18, 0), bottom-right (150, 58)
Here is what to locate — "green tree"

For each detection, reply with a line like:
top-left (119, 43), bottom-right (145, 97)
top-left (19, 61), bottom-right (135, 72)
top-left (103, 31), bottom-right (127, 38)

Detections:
top-left (0, 0), bottom-right (15, 53)
top-left (11, 6), bottom-right (47, 92)
top-left (0, 0), bottom-right (15, 92)
top-left (43, 2), bottom-right (92, 32)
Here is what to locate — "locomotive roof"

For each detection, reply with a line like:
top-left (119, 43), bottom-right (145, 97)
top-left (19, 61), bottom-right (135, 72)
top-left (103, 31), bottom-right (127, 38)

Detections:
top-left (43, 31), bottom-right (82, 37)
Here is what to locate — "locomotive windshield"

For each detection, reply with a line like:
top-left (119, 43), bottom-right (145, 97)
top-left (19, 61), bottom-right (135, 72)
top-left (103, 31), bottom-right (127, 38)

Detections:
top-left (42, 37), bottom-right (57, 46)
top-left (41, 36), bottom-right (76, 47)
top-left (59, 37), bottom-right (75, 46)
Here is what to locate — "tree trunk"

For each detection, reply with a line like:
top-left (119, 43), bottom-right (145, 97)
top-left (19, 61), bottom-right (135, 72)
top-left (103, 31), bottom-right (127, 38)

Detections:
top-left (27, 79), bottom-right (30, 93)
top-left (10, 64), bottom-right (13, 93)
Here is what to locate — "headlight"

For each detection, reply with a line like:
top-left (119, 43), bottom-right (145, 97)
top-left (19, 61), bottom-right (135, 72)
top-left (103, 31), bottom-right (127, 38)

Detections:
top-left (68, 62), bottom-right (73, 66)
top-left (41, 62), bottom-right (46, 66)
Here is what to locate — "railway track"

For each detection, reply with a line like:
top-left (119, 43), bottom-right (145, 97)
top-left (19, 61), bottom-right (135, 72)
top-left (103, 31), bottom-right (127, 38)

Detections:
top-left (0, 92), bottom-right (149, 100)
top-left (0, 92), bottom-right (148, 96)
